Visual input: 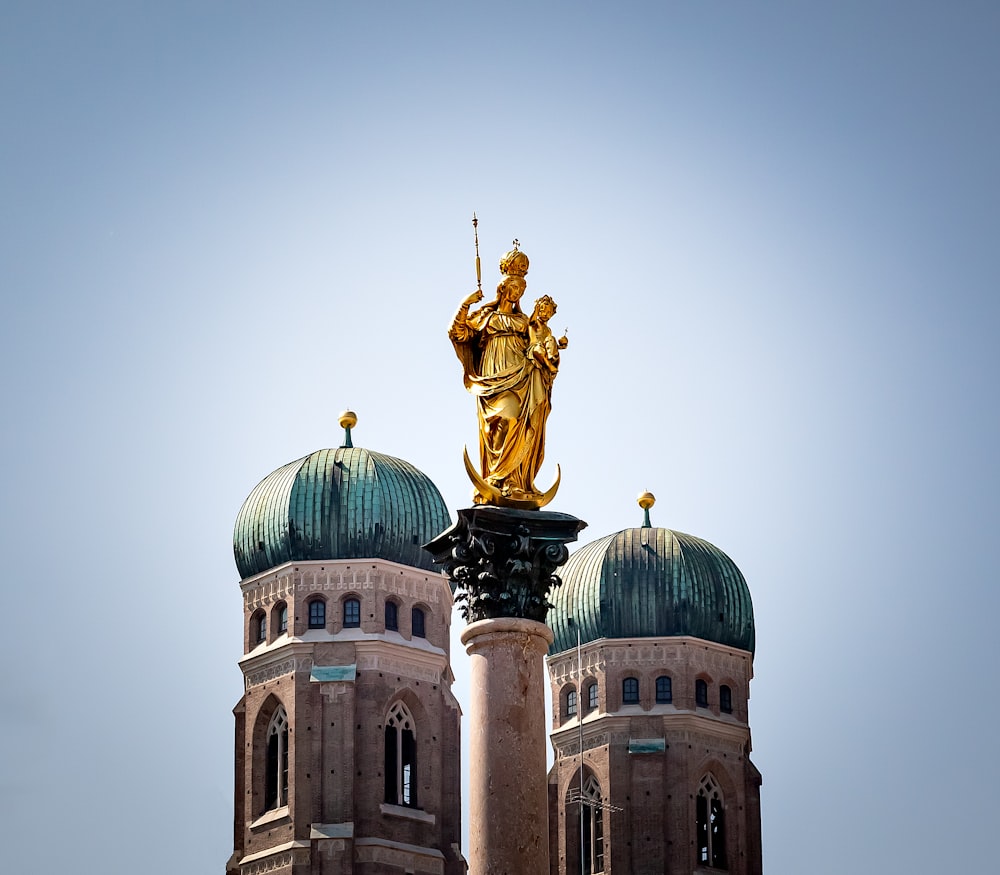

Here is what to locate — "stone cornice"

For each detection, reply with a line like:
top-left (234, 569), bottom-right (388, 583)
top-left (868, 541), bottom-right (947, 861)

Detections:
top-left (240, 558), bottom-right (451, 606)
top-left (547, 635), bottom-right (753, 683)
top-left (549, 710), bottom-right (749, 758)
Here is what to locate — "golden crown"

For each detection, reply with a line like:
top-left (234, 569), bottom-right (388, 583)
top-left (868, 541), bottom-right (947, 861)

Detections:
top-left (499, 240), bottom-right (529, 278)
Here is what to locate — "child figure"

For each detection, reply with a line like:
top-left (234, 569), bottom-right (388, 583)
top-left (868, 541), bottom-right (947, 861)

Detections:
top-left (528, 295), bottom-right (569, 376)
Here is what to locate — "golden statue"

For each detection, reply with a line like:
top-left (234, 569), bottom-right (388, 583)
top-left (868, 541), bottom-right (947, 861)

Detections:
top-left (449, 236), bottom-right (568, 509)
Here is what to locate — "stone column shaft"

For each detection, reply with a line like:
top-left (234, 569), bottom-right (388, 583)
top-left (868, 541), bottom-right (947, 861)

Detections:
top-left (462, 618), bottom-right (553, 875)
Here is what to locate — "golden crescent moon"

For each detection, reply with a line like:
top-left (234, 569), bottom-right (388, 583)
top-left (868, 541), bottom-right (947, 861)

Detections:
top-left (462, 447), bottom-right (561, 510)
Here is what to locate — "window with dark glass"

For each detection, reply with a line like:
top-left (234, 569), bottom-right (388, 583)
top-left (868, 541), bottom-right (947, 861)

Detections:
top-left (567, 689), bottom-right (577, 717)
top-left (308, 599), bottom-right (325, 629)
top-left (720, 685), bottom-right (732, 713)
top-left (697, 774), bottom-right (727, 869)
top-left (411, 607), bottom-right (426, 638)
top-left (384, 701), bottom-right (417, 807)
top-left (696, 678), bottom-right (709, 708)
top-left (343, 598), bottom-right (361, 628)
top-left (255, 612), bottom-right (267, 644)
top-left (587, 682), bottom-right (598, 712)
top-left (385, 600), bottom-right (399, 631)
top-left (264, 707), bottom-right (289, 811)
top-left (622, 676), bottom-right (639, 705)
top-left (277, 604), bottom-right (288, 634)
top-left (656, 675), bottom-right (672, 704)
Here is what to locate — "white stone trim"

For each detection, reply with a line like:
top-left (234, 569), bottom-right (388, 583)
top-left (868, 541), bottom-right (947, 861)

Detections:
top-left (310, 821), bottom-right (354, 839)
top-left (380, 802), bottom-right (436, 824)
top-left (249, 806), bottom-right (289, 830)
top-left (239, 839), bottom-right (310, 865)
top-left (354, 837), bottom-right (445, 874)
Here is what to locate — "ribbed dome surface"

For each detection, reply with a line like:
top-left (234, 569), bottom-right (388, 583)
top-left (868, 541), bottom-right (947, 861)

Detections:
top-left (548, 527), bottom-right (754, 654)
top-left (234, 446), bottom-right (450, 578)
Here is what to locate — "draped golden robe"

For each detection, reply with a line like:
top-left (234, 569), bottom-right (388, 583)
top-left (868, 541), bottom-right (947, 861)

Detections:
top-left (449, 304), bottom-right (552, 500)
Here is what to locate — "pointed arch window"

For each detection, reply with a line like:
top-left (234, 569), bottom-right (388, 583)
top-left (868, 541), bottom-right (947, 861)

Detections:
top-left (308, 599), bottom-right (325, 629)
top-left (265, 707), bottom-right (289, 811)
top-left (411, 607), bottom-right (426, 638)
top-left (385, 600), bottom-right (399, 631)
top-left (254, 611), bottom-right (267, 645)
top-left (587, 682), bottom-right (599, 712)
top-left (696, 774), bottom-right (727, 869)
top-left (384, 701), bottom-right (417, 807)
top-left (277, 603), bottom-right (288, 634)
top-left (581, 775), bottom-right (605, 874)
top-left (343, 598), bottom-right (361, 628)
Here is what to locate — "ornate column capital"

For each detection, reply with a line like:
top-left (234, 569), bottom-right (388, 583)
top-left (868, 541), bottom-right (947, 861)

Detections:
top-left (425, 506), bottom-right (586, 623)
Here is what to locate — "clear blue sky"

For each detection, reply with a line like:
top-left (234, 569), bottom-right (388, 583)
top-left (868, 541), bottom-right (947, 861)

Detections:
top-left (2, 3), bottom-right (997, 872)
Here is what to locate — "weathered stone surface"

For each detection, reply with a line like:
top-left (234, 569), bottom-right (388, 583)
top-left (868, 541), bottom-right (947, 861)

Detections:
top-left (462, 618), bottom-right (554, 875)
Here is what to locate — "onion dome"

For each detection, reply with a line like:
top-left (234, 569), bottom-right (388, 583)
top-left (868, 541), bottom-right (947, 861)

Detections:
top-left (233, 412), bottom-right (450, 579)
top-left (548, 493), bottom-right (754, 654)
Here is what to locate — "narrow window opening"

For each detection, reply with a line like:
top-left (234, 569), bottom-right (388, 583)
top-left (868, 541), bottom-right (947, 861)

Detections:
top-left (656, 675), bottom-right (672, 704)
top-left (343, 598), bottom-right (360, 628)
top-left (587, 682), bottom-right (598, 712)
top-left (384, 701), bottom-right (417, 807)
top-left (696, 678), bottom-right (709, 708)
top-left (264, 707), bottom-right (289, 812)
top-left (567, 689), bottom-right (577, 718)
top-left (411, 607), bottom-right (426, 638)
top-left (720, 685), bottom-right (733, 714)
top-left (622, 676), bottom-right (639, 705)
top-left (385, 600), bottom-right (399, 632)
top-left (697, 774), bottom-right (727, 868)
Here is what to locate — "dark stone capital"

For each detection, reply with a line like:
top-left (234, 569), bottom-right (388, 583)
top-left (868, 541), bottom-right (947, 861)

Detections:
top-left (424, 506), bottom-right (587, 623)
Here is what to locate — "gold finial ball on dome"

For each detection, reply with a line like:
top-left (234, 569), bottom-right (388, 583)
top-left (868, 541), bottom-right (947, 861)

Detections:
top-left (638, 491), bottom-right (656, 510)
top-left (338, 410), bottom-right (358, 430)
top-left (499, 241), bottom-right (529, 278)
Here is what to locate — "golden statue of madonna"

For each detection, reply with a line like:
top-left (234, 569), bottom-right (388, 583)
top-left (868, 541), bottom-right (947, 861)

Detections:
top-left (449, 232), bottom-right (568, 509)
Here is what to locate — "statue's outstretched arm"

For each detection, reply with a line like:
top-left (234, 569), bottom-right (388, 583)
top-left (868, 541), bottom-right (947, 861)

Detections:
top-left (449, 290), bottom-right (485, 342)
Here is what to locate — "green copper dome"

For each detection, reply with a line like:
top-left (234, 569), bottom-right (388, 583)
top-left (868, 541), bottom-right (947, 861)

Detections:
top-left (548, 526), bottom-right (755, 654)
top-left (233, 445), bottom-right (450, 579)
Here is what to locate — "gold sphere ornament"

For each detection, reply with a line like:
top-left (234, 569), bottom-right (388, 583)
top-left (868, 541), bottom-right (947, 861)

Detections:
top-left (338, 410), bottom-right (358, 429)
top-left (638, 491), bottom-right (656, 510)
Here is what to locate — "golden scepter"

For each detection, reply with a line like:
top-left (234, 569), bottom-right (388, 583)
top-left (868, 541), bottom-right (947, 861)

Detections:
top-left (472, 213), bottom-right (482, 292)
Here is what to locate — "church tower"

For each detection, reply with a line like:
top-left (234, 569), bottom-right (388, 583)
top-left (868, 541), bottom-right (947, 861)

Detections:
top-left (545, 495), bottom-right (763, 875)
top-left (226, 414), bottom-right (465, 875)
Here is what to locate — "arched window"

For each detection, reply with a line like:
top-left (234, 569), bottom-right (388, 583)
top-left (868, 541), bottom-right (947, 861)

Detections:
top-left (656, 675), bottom-right (672, 704)
top-left (265, 706), bottom-right (289, 811)
top-left (277, 603), bottom-right (288, 635)
top-left (720, 684), bottom-right (733, 714)
top-left (622, 676), bottom-right (639, 705)
top-left (307, 599), bottom-right (325, 629)
top-left (343, 598), bottom-right (361, 628)
top-left (411, 607), bottom-right (426, 638)
top-left (567, 688), bottom-right (577, 718)
top-left (254, 611), bottom-right (267, 645)
top-left (696, 774), bottom-right (727, 869)
top-left (385, 600), bottom-right (399, 631)
top-left (384, 701), bottom-right (417, 807)
top-left (587, 682), bottom-right (598, 712)
top-left (580, 775), bottom-right (605, 874)
top-left (696, 679), bottom-right (709, 708)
